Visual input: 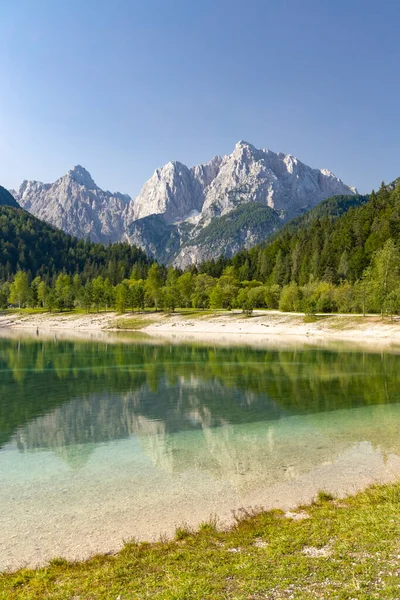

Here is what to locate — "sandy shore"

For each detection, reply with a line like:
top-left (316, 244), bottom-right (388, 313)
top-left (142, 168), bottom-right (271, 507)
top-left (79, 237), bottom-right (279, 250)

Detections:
top-left (1, 309), bottom-right (400, 348)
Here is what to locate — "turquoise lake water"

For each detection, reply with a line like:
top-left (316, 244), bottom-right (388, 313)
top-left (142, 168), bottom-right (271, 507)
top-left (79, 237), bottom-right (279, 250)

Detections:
top-left (1, 335), bottom-right (400, 570)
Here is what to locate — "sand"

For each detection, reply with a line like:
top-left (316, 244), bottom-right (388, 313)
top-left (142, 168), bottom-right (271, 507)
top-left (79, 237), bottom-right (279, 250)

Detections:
top-left (1, 309), bottom-right (400, 349)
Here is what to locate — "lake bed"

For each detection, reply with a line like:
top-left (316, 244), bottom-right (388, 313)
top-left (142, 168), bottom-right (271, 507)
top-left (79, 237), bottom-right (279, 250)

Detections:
top-left (1, 335), bottom-right (400, 570)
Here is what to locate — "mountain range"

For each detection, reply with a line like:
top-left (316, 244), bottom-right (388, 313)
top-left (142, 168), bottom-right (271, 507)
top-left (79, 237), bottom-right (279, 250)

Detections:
top-left (10, 141), bottom-right (356, 266)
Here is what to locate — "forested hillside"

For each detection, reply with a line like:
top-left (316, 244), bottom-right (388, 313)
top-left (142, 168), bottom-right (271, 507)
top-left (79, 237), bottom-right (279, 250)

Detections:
top-left (0, 206), bottom-right (152, 283)
top-left (2, 183), bottom-right (400, 316)
top-left (222, 183), bottom-right (396, 286)
top-left (0, 185), bottom-right (20, 208)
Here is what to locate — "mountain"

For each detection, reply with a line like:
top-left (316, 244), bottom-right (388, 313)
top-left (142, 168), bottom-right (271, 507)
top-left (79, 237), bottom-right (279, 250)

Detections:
top-left (126, 141), bottom-right (357, 267)
top-left (12, 166), bottom-right (131, 244)
top-left (0, 185), bottom-right (20, 208)
top-left (11, 142), bottom-right (357, 265)
top-left (263, 193), bottom-right (370, 240)
top-left (222, 181), bottom-right (399, 286)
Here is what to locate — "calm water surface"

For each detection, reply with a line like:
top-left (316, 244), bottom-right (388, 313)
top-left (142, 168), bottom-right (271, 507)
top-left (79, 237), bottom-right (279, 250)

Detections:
top-left (1, 335), bottom-right (400, 570)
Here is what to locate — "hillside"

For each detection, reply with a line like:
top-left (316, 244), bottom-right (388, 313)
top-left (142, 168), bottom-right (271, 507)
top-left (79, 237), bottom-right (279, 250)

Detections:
top-left (0, 205), bottom-right (151, 282)
top-left (176, 203), bottom-right (282, 266)
top-left (223, 183), bottom-right (398, 285)
top-left (0, 185), bottom-right (19, 208)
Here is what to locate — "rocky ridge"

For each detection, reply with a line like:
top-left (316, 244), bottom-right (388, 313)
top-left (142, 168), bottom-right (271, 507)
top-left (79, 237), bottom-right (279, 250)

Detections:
top-left (11, 142), bottom-right (357, 265)
top-left (12, 165), bottom-right (131, 244)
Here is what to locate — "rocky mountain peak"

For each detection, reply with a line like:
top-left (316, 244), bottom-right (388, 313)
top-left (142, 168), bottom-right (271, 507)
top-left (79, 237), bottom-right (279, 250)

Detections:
top-left (10, 141), bottom-right (357, 267)
top-left (235, 140), bottom-right (255, 150)
top-left (13, 167), bottom-right (129, 244)
top-left (232, 140), bottom-right (262, 160)
top-left (64, 165), bottom-right (97, 189)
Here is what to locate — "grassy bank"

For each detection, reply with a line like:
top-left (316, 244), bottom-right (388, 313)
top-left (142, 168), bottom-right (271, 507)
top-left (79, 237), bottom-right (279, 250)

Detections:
top-left (1, 483), bottom-right (400, 599)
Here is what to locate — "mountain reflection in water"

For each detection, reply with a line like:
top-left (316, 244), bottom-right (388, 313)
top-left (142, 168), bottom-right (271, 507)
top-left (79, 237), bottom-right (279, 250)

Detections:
top-left (2, 336), bottom-right (400, 570)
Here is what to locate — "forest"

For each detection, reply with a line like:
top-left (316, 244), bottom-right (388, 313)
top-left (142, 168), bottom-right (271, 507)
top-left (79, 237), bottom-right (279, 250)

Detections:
top-left (2, 181), bottom-right (400, 316)
top-left (0, 205), bottom-right (152, 282)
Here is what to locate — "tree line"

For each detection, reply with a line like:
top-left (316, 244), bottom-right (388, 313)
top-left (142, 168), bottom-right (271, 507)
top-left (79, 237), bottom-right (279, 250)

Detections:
top-left (2, 181), bottom-right (400, 316)
top-left (3, 235), bottom-right (400, 317)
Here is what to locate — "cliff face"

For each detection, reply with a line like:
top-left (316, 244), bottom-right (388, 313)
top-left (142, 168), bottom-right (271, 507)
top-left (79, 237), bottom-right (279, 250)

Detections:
top-left (12, 165), bottom-right (130, 244)
top-left (11, 142), bottom-right (356, 264)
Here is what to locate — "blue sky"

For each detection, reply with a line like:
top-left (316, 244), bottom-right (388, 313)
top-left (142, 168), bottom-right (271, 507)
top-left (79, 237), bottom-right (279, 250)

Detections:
top-left (1, 0), bottom-right (399, 195)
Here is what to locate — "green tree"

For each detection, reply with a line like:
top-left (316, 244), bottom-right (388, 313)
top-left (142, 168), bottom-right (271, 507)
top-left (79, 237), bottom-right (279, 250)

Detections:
top-left (177, 272), bottom-right (195, 308)
top-left (248, 286), bottom-right (266, 308)
top-left (115, 283), bottom-right (128, 314)
top-left (314, 281), bottom-right (335, 313)
top-left (279, 282), bottom-right (302, 312)
top-left (72, 274), bottom-right (83, 307)
top-left (370, 239), bottom-right (400, 317)
top-left (386, 287), bottom-right (400, 320)
top-left (37, 281), bottom-right (49, 309)
top-left (354, 267), bottom-right (373, 316)
top-left (128, 280), bottom-right (145, 312)
top-left (82, 281), bottom-right (93, 313)
top-left (333, 281), bottom-right (353, 313)
top-left (209, 284), bottom-right (225, 311)
top-left (264, 285), bottom-right (281, 309)
top-left (9, 271), bottom-right (29, 309)
top-left (192, 274), bottom-right (216, 309)
top-left (55, 274), bottom-right (73, 311)
top-left (212, 266), bottom-right (239, 310)
top-left (161, 268), bottom-right (181, 313)
top-left (103, 278), bottom-right (114, 311)
top-left (270, 250), bottom-right (286, 285)
top-left (92, 276), bottom-right (105, 312)
top-left (0, 282), bottom-right (10, 309)
top-left (145, 264), bottom-right (163, 311)
top-left (29, 276), bottom-right (42, 308)
top-left (235, 288), bottom-right (254, 315)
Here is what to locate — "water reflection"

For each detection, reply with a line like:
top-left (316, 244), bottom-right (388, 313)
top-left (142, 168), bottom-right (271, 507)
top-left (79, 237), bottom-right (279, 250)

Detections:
top-left (2, 337), bottom-right (400, 570)
top-left (2, 338), bottom-right (400, 453)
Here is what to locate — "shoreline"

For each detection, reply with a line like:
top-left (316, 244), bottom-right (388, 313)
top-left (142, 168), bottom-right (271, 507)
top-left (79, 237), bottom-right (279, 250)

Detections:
top-left (1, 309), bottom-right (400, 349)
top-left (1, 481), bottom-right (400, 598)
top-left (2, 309), bottom-right (400, 579)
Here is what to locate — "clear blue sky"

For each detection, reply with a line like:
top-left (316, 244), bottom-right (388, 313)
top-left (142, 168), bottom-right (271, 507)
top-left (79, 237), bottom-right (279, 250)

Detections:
top-left (1, 0), bottom-right (399, 195)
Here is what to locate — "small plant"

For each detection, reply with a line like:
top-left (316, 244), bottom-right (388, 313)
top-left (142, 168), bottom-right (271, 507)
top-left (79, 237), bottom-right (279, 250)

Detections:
top-left (175, 525), bottom-right (192, 540)
top-left (48, 556), bottom-right (71, 567)
top-left (303, 314), bottom-right (318, 323)
top-left (316, 490), bottom-right (335, 502)
top-left (199, 515), bottom-right (219, 534)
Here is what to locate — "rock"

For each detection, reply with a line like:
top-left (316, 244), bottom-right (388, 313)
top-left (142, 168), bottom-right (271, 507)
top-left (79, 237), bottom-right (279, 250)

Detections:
top-left (13, 166), bottom-right (131, 244)
top-left (11, 142), bottom-right (356, 264)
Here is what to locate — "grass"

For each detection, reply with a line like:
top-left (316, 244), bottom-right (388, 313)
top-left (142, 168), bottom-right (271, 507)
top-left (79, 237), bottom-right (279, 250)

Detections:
top-left (303, 314), bottom-right (334, 324)
top-left (112, 315), bottom-right (156, 330)
top-left (316, 490), bottom-right (336, 503)
top-left (327, 315), bottom-right (376, 331)
top-left (3, 307), bottom-right (52, 315)
top-left (2, 482), bottom-right (400, 599)
top-left (2, 307), bottom-right (109, 317)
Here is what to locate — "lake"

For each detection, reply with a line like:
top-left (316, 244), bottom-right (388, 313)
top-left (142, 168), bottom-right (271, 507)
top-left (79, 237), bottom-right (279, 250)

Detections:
top-left (1, 334), bottom-right (400, 570)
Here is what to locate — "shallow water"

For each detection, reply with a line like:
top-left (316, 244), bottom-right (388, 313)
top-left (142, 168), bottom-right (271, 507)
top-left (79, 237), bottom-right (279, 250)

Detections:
top-left (1, 336), bottom-right (400, 570)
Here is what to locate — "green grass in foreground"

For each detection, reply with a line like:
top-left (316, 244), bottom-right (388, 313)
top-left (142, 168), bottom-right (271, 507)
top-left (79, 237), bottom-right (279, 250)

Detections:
top-left (1, 483), bottom-right (400, 599)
